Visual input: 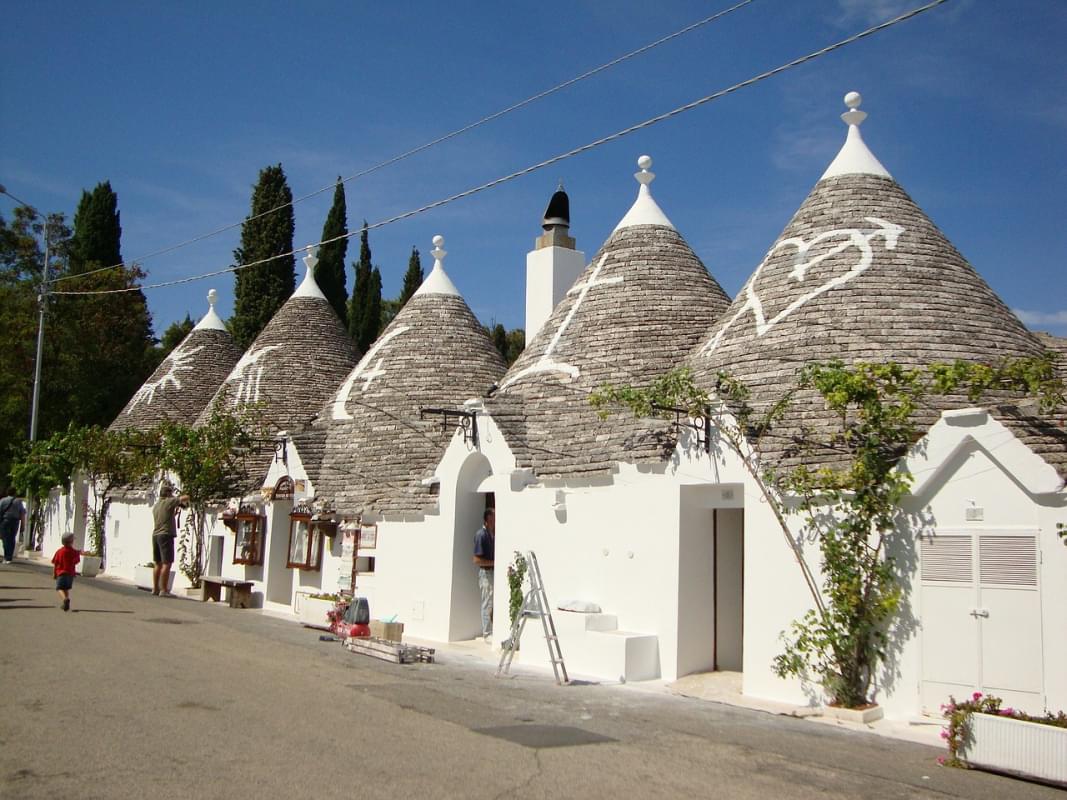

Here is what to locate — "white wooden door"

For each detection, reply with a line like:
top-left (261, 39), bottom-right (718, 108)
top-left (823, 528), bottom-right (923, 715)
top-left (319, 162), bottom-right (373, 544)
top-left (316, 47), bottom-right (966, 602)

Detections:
top-left (920, 532), bottom-right (1043, 715)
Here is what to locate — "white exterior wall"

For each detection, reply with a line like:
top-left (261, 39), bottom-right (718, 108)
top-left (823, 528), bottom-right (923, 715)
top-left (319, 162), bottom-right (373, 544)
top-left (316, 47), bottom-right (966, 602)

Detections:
top-left (525, 245), bottom-right (586, 343)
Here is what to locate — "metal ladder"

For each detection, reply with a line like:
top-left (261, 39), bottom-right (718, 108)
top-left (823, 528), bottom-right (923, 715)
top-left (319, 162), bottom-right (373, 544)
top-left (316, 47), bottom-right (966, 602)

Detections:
top-left (497, 551), bottom-right (568, 685)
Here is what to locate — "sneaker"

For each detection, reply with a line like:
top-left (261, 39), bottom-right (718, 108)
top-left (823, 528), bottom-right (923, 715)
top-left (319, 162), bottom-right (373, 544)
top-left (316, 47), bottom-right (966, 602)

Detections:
top-left (62, 599), bottom-right (70, 611)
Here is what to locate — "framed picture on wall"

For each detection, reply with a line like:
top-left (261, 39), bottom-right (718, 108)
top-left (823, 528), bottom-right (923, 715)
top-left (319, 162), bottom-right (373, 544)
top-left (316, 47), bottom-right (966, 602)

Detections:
top-left (358, 524), bottom-right (377, 550)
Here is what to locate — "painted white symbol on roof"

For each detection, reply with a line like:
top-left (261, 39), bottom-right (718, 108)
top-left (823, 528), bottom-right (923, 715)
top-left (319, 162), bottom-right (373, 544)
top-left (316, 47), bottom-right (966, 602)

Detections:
top-left (331, 325), bottom-right (412, 420)
top-left (500, 253), bottom-right (623, 390)
top-left (701, 217), bottom-right (904, 355)
top-left (127, 344), bottom-right (204, 411)
top-left (228, 344), bottom-right (283, 405)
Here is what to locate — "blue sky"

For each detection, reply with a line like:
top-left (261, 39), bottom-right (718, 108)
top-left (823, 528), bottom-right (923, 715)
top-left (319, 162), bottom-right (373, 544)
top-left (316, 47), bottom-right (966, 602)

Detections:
top-left (2, 0), bottom-right (1065, 338)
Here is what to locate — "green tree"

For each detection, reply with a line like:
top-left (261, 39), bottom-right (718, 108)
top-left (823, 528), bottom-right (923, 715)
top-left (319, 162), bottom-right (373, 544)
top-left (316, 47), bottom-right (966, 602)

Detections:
top-left (347, 221), bottom-right (372, 342)
top-left (231, 164), bottom-right (295, 349)
top-left (358, 267), bottom-right (383, 352)
top-left (483, 322), bottom-right (525, 367)
top-left (399, 246), bottom-right (423, 307)
top-left (316, 178), bottom-right (348, 326)
top-left (54, 182), bottom-right (155, 429)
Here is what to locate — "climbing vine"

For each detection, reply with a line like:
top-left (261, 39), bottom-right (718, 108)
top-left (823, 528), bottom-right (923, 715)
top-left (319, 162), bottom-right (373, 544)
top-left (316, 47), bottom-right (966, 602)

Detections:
top-left (591, 355), bottom-right (1062, 708)
top-left (507, 551), bottom-right (528, 627)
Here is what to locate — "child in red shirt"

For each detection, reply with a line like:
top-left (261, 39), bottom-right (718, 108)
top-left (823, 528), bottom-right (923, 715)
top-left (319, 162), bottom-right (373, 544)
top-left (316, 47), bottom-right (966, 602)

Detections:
top-left (51, 533), bottom-right (81, 612)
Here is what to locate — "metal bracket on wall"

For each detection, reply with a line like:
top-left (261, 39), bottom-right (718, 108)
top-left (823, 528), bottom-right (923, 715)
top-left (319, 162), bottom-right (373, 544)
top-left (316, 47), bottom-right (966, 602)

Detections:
top-left (420, 407), bottom-right (479, 447)
top-left (651, 404), bottom-right (712, 454)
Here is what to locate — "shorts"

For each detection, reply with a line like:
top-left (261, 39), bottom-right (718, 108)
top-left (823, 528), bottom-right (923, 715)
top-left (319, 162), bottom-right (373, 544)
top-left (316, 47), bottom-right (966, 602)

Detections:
top-left (56, 573), bottom-right (74, 591)
top-left (152, 534), bottom-right (176, 564)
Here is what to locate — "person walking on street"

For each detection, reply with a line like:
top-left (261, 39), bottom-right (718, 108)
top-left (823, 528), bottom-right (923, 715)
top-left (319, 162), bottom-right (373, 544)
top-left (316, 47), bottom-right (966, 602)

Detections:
top-left (0, 487), bottom-right (27, 563)
top-left (473, 507), bottom-right (495, 642)
top-left (152, 482), bottom-right (189, 596)
top-left (52, 533), bottom-right (81, 611)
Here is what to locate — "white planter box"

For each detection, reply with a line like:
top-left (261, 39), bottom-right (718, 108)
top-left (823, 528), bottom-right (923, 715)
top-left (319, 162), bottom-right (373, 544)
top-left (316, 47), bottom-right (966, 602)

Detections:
top-left (134, 565), bottom-right (173, 593)
top-left (963, 713), bottom-right (1067, 787)
top-left (77, 555), bottom-right (101, 577)
top-left (299, 596), bottom-right (338, 627)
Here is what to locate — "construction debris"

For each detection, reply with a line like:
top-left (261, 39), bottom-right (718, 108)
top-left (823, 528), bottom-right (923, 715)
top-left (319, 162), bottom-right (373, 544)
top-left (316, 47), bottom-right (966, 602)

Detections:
top-left (344, 636), bottom-right (435, 664)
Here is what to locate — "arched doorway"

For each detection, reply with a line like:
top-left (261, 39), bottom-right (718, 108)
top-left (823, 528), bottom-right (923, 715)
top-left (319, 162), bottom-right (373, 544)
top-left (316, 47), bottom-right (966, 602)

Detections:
top-left (448, 453), bottom-right (493, 640)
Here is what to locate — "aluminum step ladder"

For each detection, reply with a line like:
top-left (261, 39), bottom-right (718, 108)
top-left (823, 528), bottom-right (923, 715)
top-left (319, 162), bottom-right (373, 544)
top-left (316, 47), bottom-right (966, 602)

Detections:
top-left (497, 551), bottom-right (568, 685)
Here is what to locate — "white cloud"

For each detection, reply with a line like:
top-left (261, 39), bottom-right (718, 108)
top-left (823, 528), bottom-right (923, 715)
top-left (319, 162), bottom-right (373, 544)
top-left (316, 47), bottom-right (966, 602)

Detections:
top-left (1013, 309), bottom-right (1067, 327)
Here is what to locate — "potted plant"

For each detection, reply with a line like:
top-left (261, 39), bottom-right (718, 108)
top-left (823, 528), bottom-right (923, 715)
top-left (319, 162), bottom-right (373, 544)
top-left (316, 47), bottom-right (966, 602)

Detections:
top-left (78, 550), bottom-right (102, 577)
top-left (941, 692), bottom-right (1067, 786)
top-left (134, 563), bottom-right (174, 593)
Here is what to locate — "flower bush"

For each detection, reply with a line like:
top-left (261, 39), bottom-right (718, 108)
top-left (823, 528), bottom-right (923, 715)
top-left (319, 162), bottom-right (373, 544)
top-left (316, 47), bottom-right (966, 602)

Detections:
top-left (940, 692), bottom-right (1067, 767)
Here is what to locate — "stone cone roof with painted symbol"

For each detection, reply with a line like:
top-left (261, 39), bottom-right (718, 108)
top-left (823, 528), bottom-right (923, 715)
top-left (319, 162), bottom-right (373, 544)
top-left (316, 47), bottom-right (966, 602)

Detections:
top-left (489, 157), bottom-right (731, 479)
top-left (687, 93), bottom-right (1054, 475)
top-left (197, 259), bottom-right (359, 490)
top-left (313, 238), bottom-right (506, 518)
top-left (110, 290), bottom-right (243, 432)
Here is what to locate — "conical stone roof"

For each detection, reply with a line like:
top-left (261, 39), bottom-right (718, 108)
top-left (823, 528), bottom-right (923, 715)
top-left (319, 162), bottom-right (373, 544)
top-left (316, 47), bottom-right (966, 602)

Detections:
top-left (687, 92), bottom-right (1047, 473)
top-left (314, 236), bottom-right (506, 518)
top-left (110, 290), bottom-right (242, 432)
top-left (197, 252), bottom-right (359, 488)
top-left (489, 156), bottom-right (732, 479)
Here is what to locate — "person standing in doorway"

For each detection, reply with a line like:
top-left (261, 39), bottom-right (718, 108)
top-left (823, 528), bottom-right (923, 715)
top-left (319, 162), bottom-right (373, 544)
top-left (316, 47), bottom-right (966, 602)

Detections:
top-left (152, 482), bottom-right (189, 596)
top-left (0, 487), bottom-right (27, 563)
top-left (473, 507), bottom-right (495, 642)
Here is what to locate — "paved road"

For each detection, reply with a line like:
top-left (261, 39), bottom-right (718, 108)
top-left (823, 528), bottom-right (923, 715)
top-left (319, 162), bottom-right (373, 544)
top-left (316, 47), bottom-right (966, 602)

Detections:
top-left (0, 561), bottom-right (1058, 800)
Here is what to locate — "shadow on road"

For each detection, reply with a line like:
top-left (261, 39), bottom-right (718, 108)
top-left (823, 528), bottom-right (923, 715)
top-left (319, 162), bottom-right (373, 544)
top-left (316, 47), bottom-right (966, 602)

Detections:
top-left (0, 585), bottom-right (52, 590)
top-left (0, 605), bottom-right (55, 610)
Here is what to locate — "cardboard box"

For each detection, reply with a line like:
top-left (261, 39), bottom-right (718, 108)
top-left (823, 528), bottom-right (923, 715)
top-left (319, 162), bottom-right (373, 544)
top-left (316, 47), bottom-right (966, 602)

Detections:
top-left (369, 620), bottom-right (404, 642)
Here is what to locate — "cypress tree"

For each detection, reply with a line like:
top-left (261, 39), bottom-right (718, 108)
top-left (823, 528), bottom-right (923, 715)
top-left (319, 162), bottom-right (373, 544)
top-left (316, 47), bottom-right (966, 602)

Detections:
top-left (347, 221), bottom-right (372, 341)
top-left (55, 182), bottom-right (156, 427)
top-left (316, 178), bottom-right (348, 325)
top-left (398, 246), bottom-right (423, 308)
top-left (231, 164), bottom-right (295, 349)
top-left (359, 267), bottom-right (383, 352)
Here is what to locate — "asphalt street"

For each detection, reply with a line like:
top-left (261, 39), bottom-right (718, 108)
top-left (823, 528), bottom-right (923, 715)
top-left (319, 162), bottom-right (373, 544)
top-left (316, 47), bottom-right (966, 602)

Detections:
top-left (0, 560), bottom-right (1058, 800)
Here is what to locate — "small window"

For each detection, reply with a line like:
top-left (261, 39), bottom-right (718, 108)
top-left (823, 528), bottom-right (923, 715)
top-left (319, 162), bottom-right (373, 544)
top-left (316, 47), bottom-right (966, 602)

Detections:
top-left (355, 555), bottom-right (376, 575)
top-left (287, 506), bottom-right (325, 571)
top-left (233, 509), bottom-right (265, 566)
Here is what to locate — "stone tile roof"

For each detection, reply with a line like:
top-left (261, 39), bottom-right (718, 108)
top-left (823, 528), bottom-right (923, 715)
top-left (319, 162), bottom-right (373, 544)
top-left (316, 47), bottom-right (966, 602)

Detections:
top-left (314, 292), bottom-right (506, 518)
top-left (490, 223), bottom-right (731, 479)
top-left (198, 295), bottom-right (359, 492)
top-left (109, 327), bottom-right (242, 432)
top-left (687, 172), bottom-right (1052, 476)
top-left (1035, 332), bottom-right (1067, 380)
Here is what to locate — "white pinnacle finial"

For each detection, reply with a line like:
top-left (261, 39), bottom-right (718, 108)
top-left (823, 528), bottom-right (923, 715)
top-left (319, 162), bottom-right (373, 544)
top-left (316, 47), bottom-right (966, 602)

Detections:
top-left (820, 89), bottom-right (890, 180)
top-left (635, 155), bottom-right (655, 186)
top-left (194, 287), bottom-right (226, 330)
top-left (303, 244), bottom-right (319, 272)
top-left (414, 234), bottom-right (460, 297)
top-left (841, 90), bottom-right (867, 127)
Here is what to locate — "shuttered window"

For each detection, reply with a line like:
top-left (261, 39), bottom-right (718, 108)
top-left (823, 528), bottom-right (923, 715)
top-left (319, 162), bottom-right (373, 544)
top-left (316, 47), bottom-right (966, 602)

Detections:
top-left (920, 535), bottom-right (972, 583)
top-left (979, 536), bottom-right (1038, 587)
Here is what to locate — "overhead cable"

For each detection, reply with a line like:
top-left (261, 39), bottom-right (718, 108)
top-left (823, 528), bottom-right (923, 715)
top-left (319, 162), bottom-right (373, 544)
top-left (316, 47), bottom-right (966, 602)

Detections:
top-left (51, 0), bottom-right (951, 298)
top-left (48, 0), bottom-right (757, 285)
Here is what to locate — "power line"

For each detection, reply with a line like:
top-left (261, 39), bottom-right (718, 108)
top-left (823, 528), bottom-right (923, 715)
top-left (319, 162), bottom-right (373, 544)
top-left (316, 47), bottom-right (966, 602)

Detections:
top-left (51, 0), bottom-right (951, 298)
top-left (47, 0), bottom-right (757, 285)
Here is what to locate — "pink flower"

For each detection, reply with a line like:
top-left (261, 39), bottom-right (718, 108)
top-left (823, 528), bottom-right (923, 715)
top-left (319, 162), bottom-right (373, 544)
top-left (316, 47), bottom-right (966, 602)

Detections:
top-left (972, 692), bottom-right (983, 701)
top-left (940, 730), bottom-right (949, 739)
top-left (1000, 708), bottom-right (1014, 716)
top-left (936, 756), bottom-right (946, 766)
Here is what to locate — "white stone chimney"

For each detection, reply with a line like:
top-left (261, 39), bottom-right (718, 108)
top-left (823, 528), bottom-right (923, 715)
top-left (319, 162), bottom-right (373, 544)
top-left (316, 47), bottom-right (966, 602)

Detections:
top-left (525, 182), bottom-right (585, 342)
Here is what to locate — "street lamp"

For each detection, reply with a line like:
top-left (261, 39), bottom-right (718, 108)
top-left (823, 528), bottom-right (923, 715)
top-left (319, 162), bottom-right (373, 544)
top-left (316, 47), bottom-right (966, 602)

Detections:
top-left (0, 183), bottom-right (51, 444)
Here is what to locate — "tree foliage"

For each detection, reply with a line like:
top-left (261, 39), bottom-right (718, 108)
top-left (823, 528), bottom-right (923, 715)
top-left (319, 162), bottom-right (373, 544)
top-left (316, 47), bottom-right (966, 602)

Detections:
top-left (347, 221), bottom-right (381, 350)
top-left (53, 182), bottom-right (156, 430)
top-left (399, 246), bottom-right (423, 308)
top-left (316, 178), bottom-right (348, 326)
top-left (231, 164), bottom-right (295, 349)
top-left (483, 322), bottom-right (525, 367)
top-left (591, 356), bottom-right (1063, 707)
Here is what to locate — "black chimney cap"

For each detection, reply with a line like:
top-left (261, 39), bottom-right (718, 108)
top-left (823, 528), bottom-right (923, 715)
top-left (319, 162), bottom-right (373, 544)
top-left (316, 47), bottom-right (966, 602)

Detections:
top-left (542, 183), bottom-right (570, 229)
